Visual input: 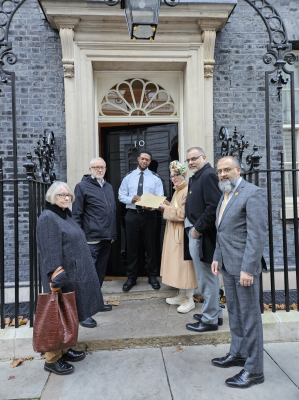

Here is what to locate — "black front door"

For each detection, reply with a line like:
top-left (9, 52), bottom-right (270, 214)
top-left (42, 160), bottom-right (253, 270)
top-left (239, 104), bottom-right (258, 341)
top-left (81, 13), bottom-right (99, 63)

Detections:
top-left (102, 123), bottom-right (178, 277)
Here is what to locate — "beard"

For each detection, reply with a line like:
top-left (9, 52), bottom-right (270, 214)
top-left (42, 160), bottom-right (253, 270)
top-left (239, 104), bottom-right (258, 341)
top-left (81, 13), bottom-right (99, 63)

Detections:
top-left (218, 175), bottom-right (239, 193)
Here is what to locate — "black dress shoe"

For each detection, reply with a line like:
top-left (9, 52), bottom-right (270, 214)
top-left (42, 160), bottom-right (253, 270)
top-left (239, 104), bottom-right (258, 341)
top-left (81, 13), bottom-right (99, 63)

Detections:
top-left (148, 277), bottom-right (161, 290)
top-left (122, 278), bottom-right (137, 292)
top-left (212, 353), bottom-right (246, 368)
top-left (99, 304), bottom-right (112, 312)
top-left (226, 369), bottom-right (264, 389)
top-left (193, 313), bottom-right (223, 326)
top-left (44, 358), bottom-right (74, 375)
top-left (79, 317), bottom-right (97, 328)
top-left (61, 348), bottom-right (86, 363)
top-left (186, 321), bottom-right (218, 332)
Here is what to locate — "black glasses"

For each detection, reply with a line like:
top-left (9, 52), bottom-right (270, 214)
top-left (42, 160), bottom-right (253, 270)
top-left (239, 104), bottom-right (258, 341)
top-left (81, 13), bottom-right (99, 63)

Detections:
top-left (91, 166), bottom-right (106, 171)
top-left (184, 155), bottom-right (203, 164)
top-left (56, 193), bottom-right (73, 200)
top-left (170, 174), bottom-right (181, 181)
top-left (216, 167), bottom-right (238, 175)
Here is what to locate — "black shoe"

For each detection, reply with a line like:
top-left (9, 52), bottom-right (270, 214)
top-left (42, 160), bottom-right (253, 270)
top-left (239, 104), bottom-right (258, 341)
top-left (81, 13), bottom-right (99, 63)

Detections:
top-left (193, 313), bottom-right (223, 326)
top-left (186, 321), bottom-right (218, 332)
top-left (225, 369), bottom-right (264, 389)
top-left (99, 304), bottom-right (112, 312)
top-left (61, 348), bottom-right (86, 363)
top-left (212, 353), bottom-right (246, 368)
top-left (148, 277), bottom-right (160, 290)
top-left (79, 317), bottom-right (97, 328)
top-left (122, 278), bottom-right (137, 292)
top-left (44, 358), bottom-right (74, 375)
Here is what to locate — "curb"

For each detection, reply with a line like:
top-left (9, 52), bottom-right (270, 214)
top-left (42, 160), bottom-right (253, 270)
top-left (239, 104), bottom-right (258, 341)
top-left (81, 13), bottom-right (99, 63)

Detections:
top-left (1, 310), bottom-right (298, 360)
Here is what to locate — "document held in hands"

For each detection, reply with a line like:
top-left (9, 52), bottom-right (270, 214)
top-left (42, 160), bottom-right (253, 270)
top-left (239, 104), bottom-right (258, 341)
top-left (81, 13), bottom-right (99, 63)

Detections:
top-left (135, 194), bottom-right (167, 209)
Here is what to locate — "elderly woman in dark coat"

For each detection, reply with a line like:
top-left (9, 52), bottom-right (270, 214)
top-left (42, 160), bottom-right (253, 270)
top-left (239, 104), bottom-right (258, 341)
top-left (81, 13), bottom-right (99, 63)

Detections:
top-left (36, 181), bottom-right (104, 375)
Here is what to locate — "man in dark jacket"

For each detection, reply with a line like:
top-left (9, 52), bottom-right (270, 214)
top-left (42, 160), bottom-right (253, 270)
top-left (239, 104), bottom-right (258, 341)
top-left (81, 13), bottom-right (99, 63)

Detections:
top-left (184, 147), bottom-right (223, 332)
top-left (73, 157), bottom-right (117, 319)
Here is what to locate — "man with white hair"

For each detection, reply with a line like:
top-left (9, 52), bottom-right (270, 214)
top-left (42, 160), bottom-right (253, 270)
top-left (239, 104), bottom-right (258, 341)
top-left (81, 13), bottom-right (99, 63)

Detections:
top-left (73, 157), bottom-right (116, 327)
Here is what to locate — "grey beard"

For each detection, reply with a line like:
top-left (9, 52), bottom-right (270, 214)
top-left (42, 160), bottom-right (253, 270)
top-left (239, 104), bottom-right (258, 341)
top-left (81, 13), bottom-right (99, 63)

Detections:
top-left (218, 175), bottom-right (239, 193)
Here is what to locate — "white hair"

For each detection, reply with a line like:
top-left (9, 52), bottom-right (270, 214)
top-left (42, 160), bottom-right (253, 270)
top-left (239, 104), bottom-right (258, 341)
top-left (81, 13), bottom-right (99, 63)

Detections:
top-left (45, 181), bottom-right (75, 204)
top-left (90, 157), bottom-right (106, 167)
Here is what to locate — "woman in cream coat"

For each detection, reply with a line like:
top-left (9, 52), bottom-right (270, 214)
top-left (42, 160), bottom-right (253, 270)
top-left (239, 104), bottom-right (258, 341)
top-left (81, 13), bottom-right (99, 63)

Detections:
top-left (160, 161), bottom-right (197, 313)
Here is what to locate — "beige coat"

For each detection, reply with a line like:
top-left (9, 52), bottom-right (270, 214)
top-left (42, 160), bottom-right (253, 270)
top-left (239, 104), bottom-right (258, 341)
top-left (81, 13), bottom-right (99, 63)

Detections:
top-left (160, 180), bottom-right (197, 289)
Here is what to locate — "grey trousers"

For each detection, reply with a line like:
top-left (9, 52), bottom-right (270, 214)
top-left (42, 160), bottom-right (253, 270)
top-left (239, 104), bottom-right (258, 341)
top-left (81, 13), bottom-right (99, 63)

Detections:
top-left (187, 228), bottom-right (221, 324)
top-left (222, 267), bottom-right (264, 374)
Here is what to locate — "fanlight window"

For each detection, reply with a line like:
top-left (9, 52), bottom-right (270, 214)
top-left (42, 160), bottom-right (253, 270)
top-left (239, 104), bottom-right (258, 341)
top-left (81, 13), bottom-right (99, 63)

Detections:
top-left (99, 78), bottom-right (177, 117)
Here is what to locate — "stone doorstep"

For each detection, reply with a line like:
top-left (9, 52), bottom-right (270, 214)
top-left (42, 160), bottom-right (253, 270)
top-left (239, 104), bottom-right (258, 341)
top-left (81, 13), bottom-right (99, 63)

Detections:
top-left (0, 297), bottom-right (299, 361)
top-left (101, 277), bottom-right (178, 302)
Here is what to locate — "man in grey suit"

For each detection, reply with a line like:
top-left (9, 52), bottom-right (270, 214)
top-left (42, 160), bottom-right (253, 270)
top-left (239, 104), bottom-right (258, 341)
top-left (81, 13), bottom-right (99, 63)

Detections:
top-left (211, 156), bottom-right (267, 389)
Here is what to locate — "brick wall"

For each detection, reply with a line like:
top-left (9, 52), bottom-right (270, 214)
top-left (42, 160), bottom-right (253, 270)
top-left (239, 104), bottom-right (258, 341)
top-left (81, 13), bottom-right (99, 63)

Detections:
top-left (213, 0), bottom-right (299, 268)
top-left (0, 0), bottom-right (66, 282)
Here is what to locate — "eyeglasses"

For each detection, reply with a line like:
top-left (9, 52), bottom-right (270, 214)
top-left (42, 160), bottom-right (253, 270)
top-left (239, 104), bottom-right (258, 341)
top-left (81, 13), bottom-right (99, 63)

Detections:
top-left (170, 174), bottom-right (181, 181)
top-left (56, 193), bottom-right (73, 200)
top-left (91, 166), bottom-right (106, 171)
top-left (184, 155), bottom-right (203, 164)
top-left (216, 167), bottom-right (238, 175)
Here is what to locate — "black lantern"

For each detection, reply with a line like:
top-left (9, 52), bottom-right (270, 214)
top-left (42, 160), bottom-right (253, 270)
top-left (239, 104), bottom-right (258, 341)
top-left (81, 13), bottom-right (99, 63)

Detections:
top-left (105, 0), bottom-right (180, 41)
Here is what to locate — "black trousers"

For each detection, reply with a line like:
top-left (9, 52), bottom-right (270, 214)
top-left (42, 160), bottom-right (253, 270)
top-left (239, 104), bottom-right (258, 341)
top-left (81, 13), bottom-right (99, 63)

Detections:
top-left (125, 210), bottom-right (157, 280)
top-left (88, 240), bottom-right (112, 287)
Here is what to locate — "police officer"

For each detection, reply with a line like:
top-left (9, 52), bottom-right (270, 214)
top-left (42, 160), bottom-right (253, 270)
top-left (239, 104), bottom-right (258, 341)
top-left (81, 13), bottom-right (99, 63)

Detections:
top-left (118, 150), bottom-right (164, 292)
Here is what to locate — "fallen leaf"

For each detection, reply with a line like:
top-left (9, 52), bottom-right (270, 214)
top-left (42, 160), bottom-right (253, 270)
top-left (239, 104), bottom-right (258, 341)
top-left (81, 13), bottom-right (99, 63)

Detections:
top-left (10, 359), bottom-right (23, 368)
top-left (10, 319), bottom-right (15, 327)
top-left (19, 316), bottom-right (23, 320)
top-left (263, 303), bottom-right (270, 311)
top-left (19, 318), bottom-right (28, 326)
top-left (290, 303), bottom-right (298, 310)
top-left (8, 376), bottom-right (15, 380)
top-left (220, 296), bottom-right (226, 304)
top-left (193, 296), bottom-right (203, 303)
top-left (118, 349), bottom-right (122, 351)
top-left (176, 346), bottom-right (183, 353)
top-left (278, 304), bottom-right (286, 310)
top-left (107, 301), bottom-right (120, 306)
top-left (5, 318), bottom-right (11, 327)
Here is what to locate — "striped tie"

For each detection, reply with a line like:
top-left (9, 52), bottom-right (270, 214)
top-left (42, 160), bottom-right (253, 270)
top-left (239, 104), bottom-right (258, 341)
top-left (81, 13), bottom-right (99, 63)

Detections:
top-left (218, 192), bottom-right (230, 225)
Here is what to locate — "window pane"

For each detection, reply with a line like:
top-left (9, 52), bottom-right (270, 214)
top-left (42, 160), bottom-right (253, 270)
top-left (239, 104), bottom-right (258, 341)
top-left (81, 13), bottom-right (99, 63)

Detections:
top-left (282, 90), bottom-right (299, 124)
top-left (283, 128), bottom-right (299, 197)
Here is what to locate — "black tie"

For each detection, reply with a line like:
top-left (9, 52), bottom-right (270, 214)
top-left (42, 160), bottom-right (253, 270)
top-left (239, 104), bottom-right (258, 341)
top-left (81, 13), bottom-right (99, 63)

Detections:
top-left (136, 172), bottom-right (144, 209)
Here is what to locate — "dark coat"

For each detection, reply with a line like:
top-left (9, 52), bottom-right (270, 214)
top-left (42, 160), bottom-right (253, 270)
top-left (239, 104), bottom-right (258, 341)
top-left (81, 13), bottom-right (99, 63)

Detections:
top-left (72, 175), bottom-right (117, 242)
top-left (36, 201), bottom-right (104, 321)
top-left (184, 163), bottom-right (222, 264)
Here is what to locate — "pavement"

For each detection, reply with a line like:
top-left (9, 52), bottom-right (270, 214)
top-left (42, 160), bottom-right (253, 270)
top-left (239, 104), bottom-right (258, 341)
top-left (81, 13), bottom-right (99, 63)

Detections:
top-left (0, 342), bottom-right (298, 400)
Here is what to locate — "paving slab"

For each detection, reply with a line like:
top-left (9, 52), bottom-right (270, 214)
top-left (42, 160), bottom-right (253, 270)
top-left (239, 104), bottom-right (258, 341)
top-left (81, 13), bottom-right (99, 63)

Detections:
top-left (264, 342), bottom-right (299, 387)
top-left (102, 277), bottom-right (177, 301)
top-left (162, 344), bottom-right (299, 400)
top-left (41, 348), bottom-right (172, 400)
top-left (0, 358), bottom-right (47, 400)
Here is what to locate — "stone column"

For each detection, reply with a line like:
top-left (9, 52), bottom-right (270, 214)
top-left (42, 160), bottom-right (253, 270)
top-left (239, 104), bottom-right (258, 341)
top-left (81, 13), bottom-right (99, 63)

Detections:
top-left (198, 24), bottom-right (218, 165)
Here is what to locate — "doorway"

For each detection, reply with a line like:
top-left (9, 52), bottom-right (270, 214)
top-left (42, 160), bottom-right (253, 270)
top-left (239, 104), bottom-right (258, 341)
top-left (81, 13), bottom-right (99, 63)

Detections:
top-left (101, 123), bottom-right (178, 276)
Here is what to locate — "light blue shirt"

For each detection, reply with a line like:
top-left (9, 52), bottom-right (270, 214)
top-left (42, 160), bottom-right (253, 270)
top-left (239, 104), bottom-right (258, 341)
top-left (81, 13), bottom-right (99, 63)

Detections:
top-left (118, 167), bottom-right (164, 210)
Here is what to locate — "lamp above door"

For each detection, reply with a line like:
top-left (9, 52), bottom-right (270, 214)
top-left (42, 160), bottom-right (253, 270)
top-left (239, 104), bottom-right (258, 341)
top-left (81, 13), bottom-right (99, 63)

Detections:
top-left (105, 0), bottom-right (180, 42)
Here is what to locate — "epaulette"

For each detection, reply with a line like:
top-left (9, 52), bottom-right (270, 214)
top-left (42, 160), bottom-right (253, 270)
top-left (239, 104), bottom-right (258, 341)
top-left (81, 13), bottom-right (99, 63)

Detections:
top-left (150, 171), bottom-right (160, 178)
top-left (124, 171), bottom-right (134, 178)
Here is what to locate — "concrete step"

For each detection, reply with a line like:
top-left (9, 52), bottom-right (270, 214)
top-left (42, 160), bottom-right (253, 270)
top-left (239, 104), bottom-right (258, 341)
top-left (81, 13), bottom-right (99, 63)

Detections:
top-left (102, 277), bottom-right (177, 301)
top-left (1, 298), bottom-right (299, 360)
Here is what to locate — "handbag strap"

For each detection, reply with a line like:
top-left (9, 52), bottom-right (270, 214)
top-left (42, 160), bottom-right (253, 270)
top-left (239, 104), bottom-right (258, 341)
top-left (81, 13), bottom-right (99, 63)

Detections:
top-left (49, 266), bottom-right (65, 292)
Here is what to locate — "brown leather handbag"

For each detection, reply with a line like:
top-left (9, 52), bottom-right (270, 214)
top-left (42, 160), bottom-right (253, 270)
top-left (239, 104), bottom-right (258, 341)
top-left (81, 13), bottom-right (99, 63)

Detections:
top-left (33, 266), bottom-right (79, 352)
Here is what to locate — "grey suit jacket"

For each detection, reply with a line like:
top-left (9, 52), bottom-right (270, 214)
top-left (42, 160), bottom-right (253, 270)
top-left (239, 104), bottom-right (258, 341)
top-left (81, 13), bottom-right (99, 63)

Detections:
top-left (213, 179), bottom-right (267, 276)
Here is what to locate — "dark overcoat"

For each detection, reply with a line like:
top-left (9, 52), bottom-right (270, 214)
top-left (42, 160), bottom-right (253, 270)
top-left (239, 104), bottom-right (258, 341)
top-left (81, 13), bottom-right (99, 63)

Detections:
top-left (184, 163), bottom-right (222, 264)
top-left (36, 201), bottom-right (104, 321)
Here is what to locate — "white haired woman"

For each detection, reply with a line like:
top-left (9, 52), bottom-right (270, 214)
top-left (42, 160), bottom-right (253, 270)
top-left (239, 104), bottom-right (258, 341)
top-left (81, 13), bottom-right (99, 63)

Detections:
top-left (159, 161), bottom-right (198, 313)
top-left (36, 181), bottom-right (104, 375)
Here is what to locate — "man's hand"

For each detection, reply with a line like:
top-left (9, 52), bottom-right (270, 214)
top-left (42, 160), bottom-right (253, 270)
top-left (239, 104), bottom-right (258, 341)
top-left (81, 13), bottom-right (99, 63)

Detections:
top-left (211, 261), bottom-right (221, 276)
top-left (111, 239), bottom-right (115, 243)
top-left (191, 228), bottom-right (200, 238)
top-left (240, 271), bottom-right (254, 286)
top-left (132, 195), bottom-right (141, 203)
